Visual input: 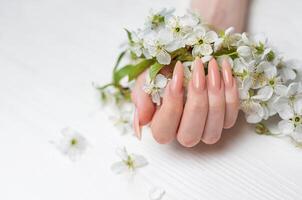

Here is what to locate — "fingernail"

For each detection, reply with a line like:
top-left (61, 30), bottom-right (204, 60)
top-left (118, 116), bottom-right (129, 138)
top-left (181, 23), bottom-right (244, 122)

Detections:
top-left (171, 61), bottom-right (184, 94)
top-left (208, 59), bottom-right (221, 91)
top-left (192, 57), bottom-right (206, 91)
top-left (133, 108), bottom-right (141, 140)
top-left (222, 59), bottom-right (233, 89)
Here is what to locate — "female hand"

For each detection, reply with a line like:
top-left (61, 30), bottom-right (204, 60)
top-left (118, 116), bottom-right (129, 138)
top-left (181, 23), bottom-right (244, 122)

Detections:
top-left (131, 58), bottom-right (240, 147)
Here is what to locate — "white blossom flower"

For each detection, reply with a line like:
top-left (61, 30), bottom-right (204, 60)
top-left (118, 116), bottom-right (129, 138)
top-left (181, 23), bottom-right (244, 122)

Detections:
top-left (233, 58), bottom-right (255, 93)
top-left (54, 127), bottom-right (88, 161)
top-left (129, 29), bottom-right (150, 58)
top-left (214, 27), bottom-right (235, 51)
top-left (111, 147), bottom-right (148, 174)
top-left (186, 27), bottom-right (218, 57)
top-left (143, 74), bottom-right (168, 105)
top-left (145, 8), bottom-right (174, 30)
top-left (275, 82), bottom-right (302, 98)
top-left (240, 61), bottom-right (275, 91)
top-left (277, 103), bottom-right (302, 142)
top-left (239, 32), bottom-right (267, 47)
top-left (240, 88), bottom-right (272, 123)
top-left (109, 109), bottom-right (133, 135)
top-left (276, 59), bottom-right (301, 82)
top-left (252, 62), bottom-right (282, 97)
top-left (274, 82), bottom-right (302, 119)
top-left (149, 187), bottom-right (166, 200)
top-left (144, 29), bottom-right (181, 64)
top-left (257, 95), bottom-right (277, 120)
top-left (238, 33), bottom-right (273, 62)
top-left (240, 98), bottom-right (264, 123)
top-left (166, 13), bottom-right (199, 38)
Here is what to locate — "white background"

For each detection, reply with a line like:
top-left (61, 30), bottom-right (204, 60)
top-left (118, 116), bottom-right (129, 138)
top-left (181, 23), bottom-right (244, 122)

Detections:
top-left (1, 0), bottom-right (302, 199)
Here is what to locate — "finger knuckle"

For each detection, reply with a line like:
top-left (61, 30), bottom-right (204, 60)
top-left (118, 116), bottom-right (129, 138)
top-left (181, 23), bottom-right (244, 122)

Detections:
top-left (209, 102), bottom-right (225, 111)
top-left (189, 100), bottom-right (208, 111)
top-left (226, 100), bottom-right (239, 110)
top-left (164, 104), bottom-right (183, 115)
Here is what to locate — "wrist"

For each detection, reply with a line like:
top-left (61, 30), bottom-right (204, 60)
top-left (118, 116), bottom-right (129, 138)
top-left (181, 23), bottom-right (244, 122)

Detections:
top-left (191, 0), bottom-right (250, 32)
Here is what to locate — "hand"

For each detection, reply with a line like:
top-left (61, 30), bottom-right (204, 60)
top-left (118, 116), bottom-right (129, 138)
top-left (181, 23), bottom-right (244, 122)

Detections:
top-left (131, 58), bottom-right (240, 147)
top-left (191, 0), bottom-right (250, 32)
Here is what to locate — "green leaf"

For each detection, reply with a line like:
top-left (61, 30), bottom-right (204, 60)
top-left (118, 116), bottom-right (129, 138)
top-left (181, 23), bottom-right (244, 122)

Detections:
top-left (149, 62), bottom-right (164, 80)
top-left (113, 51), bottom-right (126, 73)
top-left (124, 28), bottom-right (133, 44)
top-left (113, 59), bottom-right (154, 85)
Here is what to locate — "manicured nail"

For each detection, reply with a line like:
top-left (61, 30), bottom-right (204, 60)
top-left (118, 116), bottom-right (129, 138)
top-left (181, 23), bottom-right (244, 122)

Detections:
top-left (133, 108), bottom-right (141, 140)
top-left (222, 59), bottom-right (233, 89)
top-left (192, 57), bottom-right (206, 91)
top-left (171, 61), bottom-right (184, 94)
top-left (208, 59), bottom-right (221, 91)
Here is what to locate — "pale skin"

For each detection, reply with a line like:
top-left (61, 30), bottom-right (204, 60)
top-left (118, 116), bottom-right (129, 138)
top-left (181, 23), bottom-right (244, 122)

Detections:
top-left (132, 0), bottom-right (250, 147)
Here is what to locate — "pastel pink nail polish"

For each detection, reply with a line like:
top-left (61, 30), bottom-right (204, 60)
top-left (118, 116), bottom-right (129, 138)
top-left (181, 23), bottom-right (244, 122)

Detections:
top-left (208, 59), bottom-right (221, 91)
top-left (171, 61), bottom-right (184, 94)
top-left (192, 57), bottom-right (206, 91)
top-left (222, 59), bottom-right (233, 89)
top-left (133, 108), bottom-right (141, 140)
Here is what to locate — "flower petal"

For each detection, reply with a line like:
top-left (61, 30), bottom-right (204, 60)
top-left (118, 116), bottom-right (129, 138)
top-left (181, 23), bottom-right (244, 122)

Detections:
top-left (294, 96), bottom-right (302, 115)
top-left (241, 32), bottom-right (250, 45)
top-left (246, 112), bottom-right (263, 123)
top-left (152, 92), bottom-right (161, 105)
top-left (263, 64), bottom-right (277, 78)
top-left (115, 147), bottom-right (128, 160)
top-left (156, 50), bottom-right (171, 65)
top-left (287, 82), bottom-right (299, 96)
top-left (225, 27), bottom-right (235, 35)
top-left (274, 97), bottom-right (294, 119)
top-left (244, 102), bottom-right (263, 123)
top-left (237, 46), bottom-right (252, 57)
top-left (278, 120), bottom-right (294, 135)
top-left (252, 86), bottom-right (273, 101)
top-left (166, 39), bottom-right (184, 52)
top-left (192, 45), bottom-right (202, 57)
top-left (292, 133), bottom-right (302, 143)
top-left (280, 67), bottom-right (296, 81)
top-left (203, 31), bottom-right (218, 43)
top-left (111, 161), bottom-right (128, 174)
top-left (158, 29), bottom-right (173, 44)
top-left (155, 74), bottom-right (168, 88)
top-left (274, 84), bottom-right (287, 96)
top-left (199, 44), bottom-right (213, 56)
top-left (201, 55), bottom-right (212, 63)
top-left (214, 38), bottom-right (223, 51)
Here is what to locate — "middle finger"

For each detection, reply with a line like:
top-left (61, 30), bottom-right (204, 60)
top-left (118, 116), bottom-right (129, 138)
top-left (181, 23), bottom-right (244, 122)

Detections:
top-left (177, 58), bottom-right (208, 147)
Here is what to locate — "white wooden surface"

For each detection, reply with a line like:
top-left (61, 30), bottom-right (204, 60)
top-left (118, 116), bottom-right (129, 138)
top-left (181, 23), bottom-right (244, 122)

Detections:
top-left (1, 0), bottom-right (302, 199)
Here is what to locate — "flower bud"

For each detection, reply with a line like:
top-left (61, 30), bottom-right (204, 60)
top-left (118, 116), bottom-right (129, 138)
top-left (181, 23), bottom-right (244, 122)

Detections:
top-left (255, 123), bottom-right (271, 135)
